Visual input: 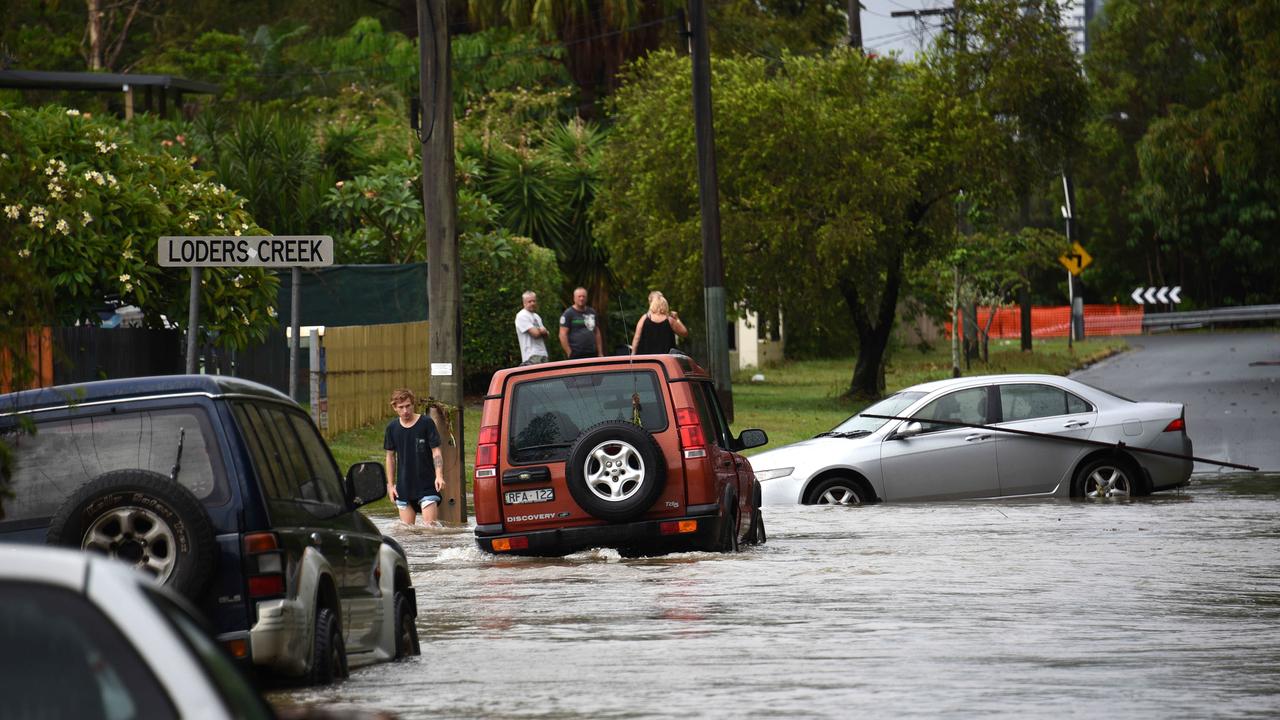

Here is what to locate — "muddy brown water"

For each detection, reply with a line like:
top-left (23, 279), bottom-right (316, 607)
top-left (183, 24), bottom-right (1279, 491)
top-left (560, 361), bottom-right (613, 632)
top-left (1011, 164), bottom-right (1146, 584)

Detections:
top-left (272, 473), bottom-right (1280, 719)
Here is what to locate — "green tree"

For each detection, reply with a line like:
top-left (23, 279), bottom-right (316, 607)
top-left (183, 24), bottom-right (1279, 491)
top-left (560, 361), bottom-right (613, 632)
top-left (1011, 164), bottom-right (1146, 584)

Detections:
top-left (0, 105), bottom-right (278, 350)
top-left (599, 1), bottom-right (1084, 399)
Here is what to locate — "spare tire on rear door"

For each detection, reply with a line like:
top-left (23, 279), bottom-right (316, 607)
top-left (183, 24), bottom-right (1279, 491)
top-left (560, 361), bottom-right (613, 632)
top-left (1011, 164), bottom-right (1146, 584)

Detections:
top-left (565, 421), bottom-right (665, 522)
top-left (47, 469), bottom-right (217, 599)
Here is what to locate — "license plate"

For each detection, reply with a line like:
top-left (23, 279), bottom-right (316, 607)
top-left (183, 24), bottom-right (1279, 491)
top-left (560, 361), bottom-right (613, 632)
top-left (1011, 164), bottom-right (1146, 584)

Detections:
top-left (504, 487), bottom-right (554, 505)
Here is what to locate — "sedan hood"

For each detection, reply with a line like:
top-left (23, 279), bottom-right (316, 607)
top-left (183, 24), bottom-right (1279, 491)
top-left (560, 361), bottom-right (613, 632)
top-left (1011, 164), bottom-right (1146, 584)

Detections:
top-left (750, 433), bottom-right (876, 470)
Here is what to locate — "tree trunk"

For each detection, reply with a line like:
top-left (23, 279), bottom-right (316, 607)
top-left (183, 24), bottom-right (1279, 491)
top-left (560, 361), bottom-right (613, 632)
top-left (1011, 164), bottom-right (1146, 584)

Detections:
top-left (840, 250), bottom-right (903, 400)
top-left (951, 265), bottom-right (961, 377)
top-left (86, 0), bottom-right (105, 71)
top-left (1019, 283), bottom-right (1032, 352)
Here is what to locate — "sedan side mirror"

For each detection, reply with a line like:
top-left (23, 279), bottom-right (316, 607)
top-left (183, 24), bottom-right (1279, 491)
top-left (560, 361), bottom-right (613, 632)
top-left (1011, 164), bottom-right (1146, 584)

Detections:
top-left (346, 461), bottom-right (387, 507)
top-left (736, 428), bottom-right (768, 450)
top-left (894, 421), bottom-right (923, 440)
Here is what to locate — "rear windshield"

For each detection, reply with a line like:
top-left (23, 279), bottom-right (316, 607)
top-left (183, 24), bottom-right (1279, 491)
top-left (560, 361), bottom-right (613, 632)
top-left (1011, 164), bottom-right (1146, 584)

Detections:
top-left (508, 371), bottom-right (668, 464)
top-left (0, 406), bottom-right (229, 524)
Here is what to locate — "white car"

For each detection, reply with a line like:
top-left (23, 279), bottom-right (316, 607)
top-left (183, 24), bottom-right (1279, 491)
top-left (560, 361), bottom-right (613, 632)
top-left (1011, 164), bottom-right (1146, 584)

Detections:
top-left (0, 545), bottom-right (274, 719)
top-left (752, 374), bottom-right (1193, 505)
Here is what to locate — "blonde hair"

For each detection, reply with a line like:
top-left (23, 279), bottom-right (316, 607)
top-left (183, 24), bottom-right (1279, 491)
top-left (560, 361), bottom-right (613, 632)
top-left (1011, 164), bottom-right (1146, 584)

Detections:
top-left (648, 292), bottom-right (669, 315)
top-left (389, 388), bottom-right (416, 406)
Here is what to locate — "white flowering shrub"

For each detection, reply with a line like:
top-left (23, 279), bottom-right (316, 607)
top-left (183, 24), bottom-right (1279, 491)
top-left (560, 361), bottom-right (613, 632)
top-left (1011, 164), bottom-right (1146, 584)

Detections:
top-left (0, 106), bottom-right (278, 351)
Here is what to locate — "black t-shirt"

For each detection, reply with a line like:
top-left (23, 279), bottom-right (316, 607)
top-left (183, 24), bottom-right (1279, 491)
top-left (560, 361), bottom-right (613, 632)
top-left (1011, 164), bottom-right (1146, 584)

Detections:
top-left (383, 415), bottom-right (442, 500)
top-left (635, 315), bottom-right (676, 355)
top-left (560, 306), bottom-right (599, 358)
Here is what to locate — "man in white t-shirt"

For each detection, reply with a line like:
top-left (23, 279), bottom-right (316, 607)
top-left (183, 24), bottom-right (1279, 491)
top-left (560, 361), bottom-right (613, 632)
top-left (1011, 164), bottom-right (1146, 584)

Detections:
top-left (514, 290), bottom-right (550, 365)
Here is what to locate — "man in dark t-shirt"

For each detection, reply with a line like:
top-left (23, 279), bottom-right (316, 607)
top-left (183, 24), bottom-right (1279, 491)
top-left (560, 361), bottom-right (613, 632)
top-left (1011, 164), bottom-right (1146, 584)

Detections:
top-left (384, 388), bottom-right (444, 525)
top-left (559, 286), bottom-right (603, 359)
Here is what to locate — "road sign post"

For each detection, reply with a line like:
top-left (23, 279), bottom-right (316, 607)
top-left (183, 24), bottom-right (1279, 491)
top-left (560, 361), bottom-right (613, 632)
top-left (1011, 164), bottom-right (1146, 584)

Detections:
top-left (159, 235), bottom-right (333, 380)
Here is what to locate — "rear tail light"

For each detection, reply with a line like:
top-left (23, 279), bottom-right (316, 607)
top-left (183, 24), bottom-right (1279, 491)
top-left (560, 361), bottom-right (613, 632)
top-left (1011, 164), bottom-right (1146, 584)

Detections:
top-left (243, 532), bottom-right (285, 599)
top-left (675, 408), bottom-right (707, 459)
top-left (1163, 417), bottom-right (1185, 432)
top-left (492, 536), bottom-right (528, 552)
top-left (223, 638), bottom-right (249, 659)
top-left (475, 425), bottom-right (499, 479)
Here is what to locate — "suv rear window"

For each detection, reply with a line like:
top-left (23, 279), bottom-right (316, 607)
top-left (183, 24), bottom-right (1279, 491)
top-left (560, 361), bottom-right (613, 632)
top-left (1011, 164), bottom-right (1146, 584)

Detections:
top-left (0, 407), bottom-right (229, 523)
top-left (508, 370), bottom-right (668, 464)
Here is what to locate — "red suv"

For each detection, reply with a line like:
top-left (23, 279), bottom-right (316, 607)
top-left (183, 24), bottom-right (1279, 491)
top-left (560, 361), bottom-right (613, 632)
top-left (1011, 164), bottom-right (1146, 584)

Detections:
top-left (472, 354), bottom-right (769, 556)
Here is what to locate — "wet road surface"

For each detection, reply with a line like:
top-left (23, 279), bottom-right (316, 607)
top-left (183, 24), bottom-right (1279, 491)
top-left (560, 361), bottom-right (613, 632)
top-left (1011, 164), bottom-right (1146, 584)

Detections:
top-left (273, 474), bottom-right (1280, 719)
top-left (1070, 331), bottom-right (1279, 472)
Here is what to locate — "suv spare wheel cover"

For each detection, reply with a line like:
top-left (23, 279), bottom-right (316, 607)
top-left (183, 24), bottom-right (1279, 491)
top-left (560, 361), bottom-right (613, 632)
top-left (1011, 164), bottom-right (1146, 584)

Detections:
top-left (565, 421), bottom-right (665, 522)
top-left (46, 469), bottom-right (217, 599)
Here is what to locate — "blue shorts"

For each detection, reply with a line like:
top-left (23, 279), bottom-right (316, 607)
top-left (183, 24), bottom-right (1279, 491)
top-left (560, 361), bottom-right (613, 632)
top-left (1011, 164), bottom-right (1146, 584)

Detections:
top-left (395, 495), bottom-right (442, 512)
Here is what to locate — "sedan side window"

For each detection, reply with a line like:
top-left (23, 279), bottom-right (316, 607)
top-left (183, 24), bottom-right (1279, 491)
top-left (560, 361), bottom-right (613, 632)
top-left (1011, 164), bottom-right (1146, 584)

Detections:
top-left (914, 387), bottom-right (989, 433)
top-left (1000, 384), bottom-right (1093, 422)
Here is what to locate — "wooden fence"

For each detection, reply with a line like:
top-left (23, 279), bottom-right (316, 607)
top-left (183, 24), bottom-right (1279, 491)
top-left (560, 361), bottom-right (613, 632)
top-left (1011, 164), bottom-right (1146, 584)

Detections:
top-left (321, 321), bottom-right (429, 437)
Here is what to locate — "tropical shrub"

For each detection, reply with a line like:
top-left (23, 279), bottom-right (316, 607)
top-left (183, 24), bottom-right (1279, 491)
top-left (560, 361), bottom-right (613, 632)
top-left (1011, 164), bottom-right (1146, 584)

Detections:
top-left (0, 105), bottom-right (278, 350)
top-left (460, 232), bottom-right (565, 388)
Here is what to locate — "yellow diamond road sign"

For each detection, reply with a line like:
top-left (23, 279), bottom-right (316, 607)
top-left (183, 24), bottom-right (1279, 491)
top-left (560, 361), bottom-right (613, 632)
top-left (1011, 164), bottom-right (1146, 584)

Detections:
top-left (1058, 241), bottom-right (1092, 276)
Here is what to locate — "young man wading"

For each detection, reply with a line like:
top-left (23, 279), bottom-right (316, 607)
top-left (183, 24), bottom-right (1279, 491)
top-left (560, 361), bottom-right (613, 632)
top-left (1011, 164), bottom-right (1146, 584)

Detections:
top-left (384, 388), bottom-right (444, 525)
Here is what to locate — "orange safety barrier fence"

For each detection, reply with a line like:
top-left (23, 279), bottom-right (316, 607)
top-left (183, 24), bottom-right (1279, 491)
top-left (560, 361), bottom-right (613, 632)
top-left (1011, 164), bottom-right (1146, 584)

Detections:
top-left (946, 305), bottom-right (1144, 339)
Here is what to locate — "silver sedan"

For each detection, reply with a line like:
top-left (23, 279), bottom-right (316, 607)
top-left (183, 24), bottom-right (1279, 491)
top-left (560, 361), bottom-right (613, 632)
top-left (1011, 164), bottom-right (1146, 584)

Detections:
top-left (752, 374), bottom-right (1193, 506)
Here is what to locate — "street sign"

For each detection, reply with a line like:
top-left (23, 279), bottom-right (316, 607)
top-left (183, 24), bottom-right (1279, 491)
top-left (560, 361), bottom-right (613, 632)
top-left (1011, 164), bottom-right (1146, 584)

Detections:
top-left (1057, 241), bottom-right (1092, 276)
top-left (1131, 286), bottom-right (1182, 304)
top-left (158, 235), bottom-right (333, 267)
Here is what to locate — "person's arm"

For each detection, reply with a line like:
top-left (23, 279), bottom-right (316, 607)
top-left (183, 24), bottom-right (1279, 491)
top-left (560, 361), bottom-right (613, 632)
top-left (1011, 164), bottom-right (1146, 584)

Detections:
top-left (432, 446), bottom-right (445, 492)
top-left (385, 449), bottom-right (398, 501)
top-left (595, 324), bottom-right (604, 357)
top-left (630, 316), bottom-right (645, 355)
top-left (670, 311), bottom-right (689, 338)
top-left (559, 325), bottom-right (571, 356)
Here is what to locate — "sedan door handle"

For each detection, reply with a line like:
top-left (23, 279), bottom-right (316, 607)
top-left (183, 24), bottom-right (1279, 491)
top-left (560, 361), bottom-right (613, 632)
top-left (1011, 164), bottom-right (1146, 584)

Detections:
top-left (1064, 420), bottom-right (1090, 428)
top-left (964, 433), bottom-right (991, 442)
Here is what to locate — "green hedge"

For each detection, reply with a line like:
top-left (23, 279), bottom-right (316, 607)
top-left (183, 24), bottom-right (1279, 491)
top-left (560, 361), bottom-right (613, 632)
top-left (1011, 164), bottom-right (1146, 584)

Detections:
top-left (461, 232), bottom-right (565, 391)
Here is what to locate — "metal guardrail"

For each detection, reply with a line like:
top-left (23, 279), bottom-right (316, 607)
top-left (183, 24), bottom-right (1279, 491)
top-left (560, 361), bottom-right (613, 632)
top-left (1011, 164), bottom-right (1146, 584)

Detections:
top-left (1143, 304), bottom-right (1280, 330)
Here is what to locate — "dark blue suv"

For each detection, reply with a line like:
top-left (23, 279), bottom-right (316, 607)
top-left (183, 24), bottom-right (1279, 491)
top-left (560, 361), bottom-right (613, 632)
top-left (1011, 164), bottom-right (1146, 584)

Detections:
top-left (0, 375), bottom-right (419, 685)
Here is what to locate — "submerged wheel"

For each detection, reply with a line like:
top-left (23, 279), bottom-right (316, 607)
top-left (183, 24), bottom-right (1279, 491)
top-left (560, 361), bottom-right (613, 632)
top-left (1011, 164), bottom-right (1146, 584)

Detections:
top-left (807, 476), bottom-right (866, 506)
top-left (394, 590), bottom-right (420, 658)
top-left (47, 469), bottom-right (216, 599)
top-left (308, 607), bottom-right (348, 685)
top-left (1074, 457), bottom-right (1140, 498)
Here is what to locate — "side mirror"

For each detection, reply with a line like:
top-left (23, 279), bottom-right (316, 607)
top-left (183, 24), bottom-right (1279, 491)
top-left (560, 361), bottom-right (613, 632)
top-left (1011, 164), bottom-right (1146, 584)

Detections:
top-left (737, 428), bottom-right (768, 450)
top-left (894, 421), bottom-right (923, 439)
top-left (346, 461), bottom-right (387, 507)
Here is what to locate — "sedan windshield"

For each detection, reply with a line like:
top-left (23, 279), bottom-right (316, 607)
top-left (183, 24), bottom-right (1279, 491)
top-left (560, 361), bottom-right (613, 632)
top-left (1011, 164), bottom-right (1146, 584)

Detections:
top-left (827, 392), bottom-right (927, 435)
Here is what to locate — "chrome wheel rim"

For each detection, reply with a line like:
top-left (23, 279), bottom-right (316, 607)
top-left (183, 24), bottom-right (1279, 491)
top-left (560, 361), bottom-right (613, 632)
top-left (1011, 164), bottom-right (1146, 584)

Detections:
top-left (583, 440), bottom-right (646, 503)
top-left (817, 485), bottom-right (862, 506)
top-left (1085, 466), bottom-right (1132, 498)
top-left (81, 506), bottom-right (178, 583)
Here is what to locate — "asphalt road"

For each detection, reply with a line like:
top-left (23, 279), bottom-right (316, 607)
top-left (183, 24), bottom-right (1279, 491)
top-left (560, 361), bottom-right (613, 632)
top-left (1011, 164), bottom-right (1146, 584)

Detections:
top-left (1070, 331), bottom-right (1280, 473)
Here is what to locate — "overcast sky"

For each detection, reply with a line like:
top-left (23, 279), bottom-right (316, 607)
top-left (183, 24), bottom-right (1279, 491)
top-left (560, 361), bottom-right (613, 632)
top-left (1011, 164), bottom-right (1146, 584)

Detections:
top-left (856, 0), bottom-right (953, 59)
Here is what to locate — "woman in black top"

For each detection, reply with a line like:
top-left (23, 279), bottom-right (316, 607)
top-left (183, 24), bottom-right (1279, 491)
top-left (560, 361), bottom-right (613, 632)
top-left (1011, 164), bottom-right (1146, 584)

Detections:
top-left (631, 291), bottom-right (689, 355)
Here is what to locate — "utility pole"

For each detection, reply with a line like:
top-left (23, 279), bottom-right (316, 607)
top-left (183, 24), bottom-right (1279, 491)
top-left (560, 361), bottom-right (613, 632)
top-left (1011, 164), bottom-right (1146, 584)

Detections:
top-left (418, 0), bottom-right (466, 522)
top-left (847, 1), bottom-right (863, 50)
top-left (685, 0), bottom-right (733, 421)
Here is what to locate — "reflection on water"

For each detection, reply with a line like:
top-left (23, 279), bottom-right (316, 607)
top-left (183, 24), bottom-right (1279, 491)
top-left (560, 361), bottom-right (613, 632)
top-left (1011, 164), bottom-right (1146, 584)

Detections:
top-left (272, 474), bottom-right (1280, 719)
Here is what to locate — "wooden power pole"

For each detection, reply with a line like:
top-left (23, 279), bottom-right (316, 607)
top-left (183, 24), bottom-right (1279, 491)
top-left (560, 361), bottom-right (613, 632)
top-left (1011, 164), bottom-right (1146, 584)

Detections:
top-left (847, 1), bottom-right (863, 49)
top-left (418, 0), bottom-right (466, 523)
top-left (686, 0), bottom-right (734, 421)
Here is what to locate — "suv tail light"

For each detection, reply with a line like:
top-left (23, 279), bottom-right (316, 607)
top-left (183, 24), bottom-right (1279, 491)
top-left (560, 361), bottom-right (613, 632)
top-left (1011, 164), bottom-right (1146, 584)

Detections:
top-left (676, 408), bottom-right (707, 459)
top-left (1163, 417), bottom-right (1185, 433)
top-left (475, 425), bottom-right (499, 480)
top-left (244, 532), bottom-right (285, 598)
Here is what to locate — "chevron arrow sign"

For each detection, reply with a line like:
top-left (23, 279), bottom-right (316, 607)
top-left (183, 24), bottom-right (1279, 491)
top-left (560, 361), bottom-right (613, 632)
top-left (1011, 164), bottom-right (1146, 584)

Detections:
top-left (1131, 286), bottom-right (1182, 304)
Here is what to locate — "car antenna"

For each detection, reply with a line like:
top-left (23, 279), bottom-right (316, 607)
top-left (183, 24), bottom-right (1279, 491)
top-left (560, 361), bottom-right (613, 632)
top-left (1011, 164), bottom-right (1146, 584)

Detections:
top-left (169, 427), bottom-right (185, 482)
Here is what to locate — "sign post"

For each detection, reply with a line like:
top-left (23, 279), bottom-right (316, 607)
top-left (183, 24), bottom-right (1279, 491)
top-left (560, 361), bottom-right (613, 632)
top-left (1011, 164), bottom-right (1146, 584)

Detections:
top-left (1057, 240), bottom-right (1092, 345)
top-left (158, 235), bottom-right (333, 381)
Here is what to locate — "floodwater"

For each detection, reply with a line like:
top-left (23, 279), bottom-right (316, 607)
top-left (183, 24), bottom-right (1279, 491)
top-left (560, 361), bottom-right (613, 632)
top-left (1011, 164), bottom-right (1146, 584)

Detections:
top-left (273, 474), bottom-right (1280, 719)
